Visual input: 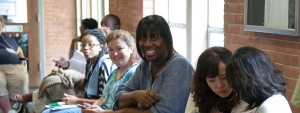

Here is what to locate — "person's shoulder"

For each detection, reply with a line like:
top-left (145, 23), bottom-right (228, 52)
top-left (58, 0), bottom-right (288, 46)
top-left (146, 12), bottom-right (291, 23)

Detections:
top-left (134, 60), bottom-right (149, 73)
top-left (262, 94), bottom-right (288, 105)
top-left (128, 63), bottom-right (139, 71)
top-left (257, 94), bottom-right (292, 113)
top-left (170, 52), bottom-right (192, 66)
top-left (136, 60), bottom-right (148, 67)
top-left (99, 54), bottom-right (110, 63)
top-left (101, 54), bottom-right (110, 59)
top-left (1, 34), bottom-right (14, 41)
top-left (232, 100), bottom-right (256, 113)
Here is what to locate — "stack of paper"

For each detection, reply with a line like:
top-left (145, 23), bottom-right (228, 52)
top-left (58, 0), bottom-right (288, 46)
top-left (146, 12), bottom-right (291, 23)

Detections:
top-left (69, 51), bottom-right (86, 74)
top-left (45, 102), bottom-right (78, 111)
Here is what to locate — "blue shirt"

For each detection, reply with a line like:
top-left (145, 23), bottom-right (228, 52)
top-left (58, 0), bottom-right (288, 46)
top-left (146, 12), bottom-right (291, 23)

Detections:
top-left (84, 53), bottom-right (116, 99)
top-left (114, 52), bottom-right (195, 113)
top-left (101, 63), bottom-right (138, 109)
top-left (0, 34), bottom-right (21, 64)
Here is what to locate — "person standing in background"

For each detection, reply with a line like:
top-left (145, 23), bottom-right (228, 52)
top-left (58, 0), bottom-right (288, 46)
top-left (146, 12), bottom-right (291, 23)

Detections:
top-left (100, 14), bottom-right (121, 36)
top-left (0, 15), bottom-right (29, 113)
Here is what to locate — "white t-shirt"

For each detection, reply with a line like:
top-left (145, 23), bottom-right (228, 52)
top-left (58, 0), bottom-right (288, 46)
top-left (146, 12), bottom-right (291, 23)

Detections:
top-left (185, 93), bottom-right (256, 113)
top-left (256, 94), bottom-right (292, 113)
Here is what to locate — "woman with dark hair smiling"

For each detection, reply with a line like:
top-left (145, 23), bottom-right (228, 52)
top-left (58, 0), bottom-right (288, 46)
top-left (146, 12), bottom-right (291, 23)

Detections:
top-left (113, 15), bottom-right (194, 113)
top-left (226, 46), bottom-right (292, 113)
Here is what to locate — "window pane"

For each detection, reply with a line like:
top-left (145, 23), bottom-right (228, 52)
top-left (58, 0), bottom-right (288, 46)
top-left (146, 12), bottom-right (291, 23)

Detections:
top-left (169, 0), bottom-right (186, 23)
top-left (208, 32), bottom-right (224, 47)
top-left (91, 0), bottom-right (98, 19)
top-left (171, 27), bottom-right (187, 57)
top-left (208, 0), bottom-right (224, 28)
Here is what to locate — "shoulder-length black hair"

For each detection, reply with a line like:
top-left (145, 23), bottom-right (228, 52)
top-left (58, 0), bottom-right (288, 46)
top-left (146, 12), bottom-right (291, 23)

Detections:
top-left (226, 46), bottom-right (285, 110)
top-left (135, 15), bottom-right (174, 62)
top-left (192, 46), bottom-right (234, 113)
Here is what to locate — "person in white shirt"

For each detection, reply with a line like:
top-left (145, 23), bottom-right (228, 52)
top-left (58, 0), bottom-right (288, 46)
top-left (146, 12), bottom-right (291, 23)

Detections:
top-left (185, 47), bottom-right (255, 113)
top-left (226, 46), bottom-right (292, 113)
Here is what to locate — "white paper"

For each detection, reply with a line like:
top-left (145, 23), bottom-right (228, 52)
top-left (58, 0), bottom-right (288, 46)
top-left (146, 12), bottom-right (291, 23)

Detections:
top-left (69, 51), bottom-right (86, 74)
top-left (45, 104), bottom-right (78, 111)
top-left (264, 0), bottom-right (289, 28)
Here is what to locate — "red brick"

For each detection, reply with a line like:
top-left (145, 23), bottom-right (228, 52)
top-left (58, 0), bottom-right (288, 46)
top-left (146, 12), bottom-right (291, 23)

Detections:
top-left (43, 0), bottom-right (76, 74)
top-left (236, 36), bottom-right (250, 46)
top-left (284, 78), bottom-right (297, 90)
top-left (229, 34), bottom-right (238, 44)
top-left (226, 24), bottom-right (240, 34)
top-left (284, 42), bottom-right (300, 55)
top-left (283, 65), bottom-right (300, 79)
top-left (290, 55), bottom-right (299, 67)
top-left (249, 37), bottom-right (258, 47)
top-left (285, 89), bottom-right (293, 101)
top-left (257, 38), bottom-right (276, 50)
top-left (236, 15), bottom-right (244, 25)
top-left (224, 3), bottom-right (244, 14)
top-left (225, 0), bottom-right (244, 3)
top-left (262, 50), bottom-right (275, 61)
top-left (274, 52), bottom-right (290, 65)
top-left (238, 25), bottom-right (250, 35)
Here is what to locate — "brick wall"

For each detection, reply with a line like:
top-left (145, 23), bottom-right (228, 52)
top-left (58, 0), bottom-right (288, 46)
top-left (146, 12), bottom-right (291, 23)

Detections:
top-left (109, 0), bottom-right (143, 37)
top-left (42, 0), bottom-right (141, 76)
top-left (44, 0), bottom-right (77, 75)
top-left (224, 0), bottom-right (300, 112)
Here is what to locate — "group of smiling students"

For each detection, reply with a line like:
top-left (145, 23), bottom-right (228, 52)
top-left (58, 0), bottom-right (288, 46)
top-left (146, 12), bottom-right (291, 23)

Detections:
top-left (8, 14), bottom-right (293, 113)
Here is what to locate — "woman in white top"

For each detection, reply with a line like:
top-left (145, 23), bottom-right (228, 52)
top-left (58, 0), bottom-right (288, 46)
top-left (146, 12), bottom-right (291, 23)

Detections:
top-left (185, 47), bottom-right (255, 113)
top-left (226, 46), bottom-right (292, 113)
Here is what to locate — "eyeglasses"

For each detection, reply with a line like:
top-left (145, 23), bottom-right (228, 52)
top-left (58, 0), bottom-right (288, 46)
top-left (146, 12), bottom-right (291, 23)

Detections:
top-left (80, 43), bottom-right (100, 48)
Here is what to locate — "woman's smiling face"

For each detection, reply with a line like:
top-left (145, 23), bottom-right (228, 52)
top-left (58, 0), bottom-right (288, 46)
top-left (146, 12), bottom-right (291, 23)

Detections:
top-left (107, 38), bottom-right (133, 67)
top-left (138, 32), bottom-right (168, 63)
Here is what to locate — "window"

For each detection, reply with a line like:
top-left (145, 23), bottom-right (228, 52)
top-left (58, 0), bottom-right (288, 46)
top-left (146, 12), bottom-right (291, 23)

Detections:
top-left (76, 0), bottom-right (109, 36)
top-left (153, 0), bottom-right (224, 65)
top-left (208, 0), bottom-right (224, 47)
top-left (154, 0), bottom-right (188, 60)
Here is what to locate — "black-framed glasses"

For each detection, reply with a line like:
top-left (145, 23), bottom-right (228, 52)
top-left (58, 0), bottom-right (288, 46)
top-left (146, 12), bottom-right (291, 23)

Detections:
top-left (80, 43), bottom-right (100, 48)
